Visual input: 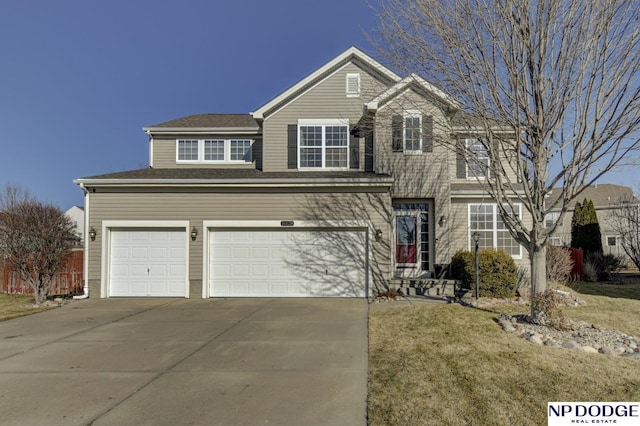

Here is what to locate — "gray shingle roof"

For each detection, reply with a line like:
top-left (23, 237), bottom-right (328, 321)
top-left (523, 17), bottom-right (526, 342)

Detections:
top-left (547, 184), bottom-right (637, 209)
top-left (146, 114), bottom-right (259, 129)
top-left (78, 168), bottom-right (392, 182)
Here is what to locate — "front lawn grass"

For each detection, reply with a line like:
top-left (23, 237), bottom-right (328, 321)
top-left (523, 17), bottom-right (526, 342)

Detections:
top-left (0, 294), bottom-right (52, 321)
top-left (368, 282), bottom-right (640, 425)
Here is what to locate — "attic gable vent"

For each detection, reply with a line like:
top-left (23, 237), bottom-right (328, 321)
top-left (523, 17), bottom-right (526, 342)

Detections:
top-left (346, 73), bottom-right (360, 97)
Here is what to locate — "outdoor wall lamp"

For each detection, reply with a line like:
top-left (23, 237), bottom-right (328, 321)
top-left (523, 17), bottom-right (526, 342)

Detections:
top-left (89, 227), bottom-right (97, 242)
top-left (191, 227), bottom-right (198, 241)
top-left (375, 229), bottom-right (383, 242)
top-left (439, 215), bottom-right (447, 227)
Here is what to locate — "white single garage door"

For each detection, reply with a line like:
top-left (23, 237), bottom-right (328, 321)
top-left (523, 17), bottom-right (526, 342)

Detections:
top-left (210, 229), bottom-right (367, 297)
top-left (109, 229), bottom-right (187, 297)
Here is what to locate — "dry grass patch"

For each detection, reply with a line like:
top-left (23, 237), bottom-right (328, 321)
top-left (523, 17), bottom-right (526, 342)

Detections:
top-left (368, 300), bottom-right (640, 425)
top-left (0, 294), bottom-right (52, 321)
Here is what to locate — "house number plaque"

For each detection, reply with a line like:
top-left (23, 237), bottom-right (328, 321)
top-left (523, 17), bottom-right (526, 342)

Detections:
top-left (280, 220), bottom-right (294, 226)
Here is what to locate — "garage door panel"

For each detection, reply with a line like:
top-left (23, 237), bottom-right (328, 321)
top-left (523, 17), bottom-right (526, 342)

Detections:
top-left (109, 229), bottom-right (186, 297)
top-left (209, 229), bottom-right (366, 297)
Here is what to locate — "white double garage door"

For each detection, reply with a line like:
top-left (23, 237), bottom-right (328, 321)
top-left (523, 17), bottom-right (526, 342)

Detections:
top-left (109, 226), bottom-right (367, 298)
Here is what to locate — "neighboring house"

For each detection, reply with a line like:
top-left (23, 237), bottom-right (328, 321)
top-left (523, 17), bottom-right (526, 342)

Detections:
top-left (546, 184), bottom-right (639, 263)
top-left (74, 47), bottom-right (528, 299)
top-left (65, 206), bottom-right (84, 246)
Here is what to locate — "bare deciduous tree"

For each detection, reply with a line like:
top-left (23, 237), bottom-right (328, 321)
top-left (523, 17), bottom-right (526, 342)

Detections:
top-left (375, 0), bottom-right (640, 311)
top-left (0, 185), bottom-right (77, 305)
top-left (608, 194), bottom-right (640, 270)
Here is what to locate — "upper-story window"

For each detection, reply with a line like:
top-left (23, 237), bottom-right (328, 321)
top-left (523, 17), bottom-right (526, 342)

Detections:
top-left (298, 119), bottom-right (349, 169)
top-left (392, 112), bottom-right (433, 153)
top-left (545, 212), bottom-right (562, 228)
top-left (466, 138), bottom-right (490, 178)
top-left (177, 139), bottom-right (252, 163)
top-left (404, 112), bottom-right (422, 152)
top-left (346, 73), bottom-right (360, 97)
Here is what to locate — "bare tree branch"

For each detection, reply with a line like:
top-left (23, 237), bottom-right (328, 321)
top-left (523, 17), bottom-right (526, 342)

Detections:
top-left (374, 0), bottom-right (640, 303)
top-left (0, 184), bottom-right (78, 305)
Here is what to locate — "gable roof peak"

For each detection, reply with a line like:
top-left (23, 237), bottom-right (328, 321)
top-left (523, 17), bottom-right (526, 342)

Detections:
top-left (251, 46), bottom-right (401, 120)
top-left (366, 73), bottom-right (461, 113)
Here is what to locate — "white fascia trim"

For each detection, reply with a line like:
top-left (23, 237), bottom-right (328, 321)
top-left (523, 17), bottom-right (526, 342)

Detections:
top-left (452, 127), bottom-right (515, 134)
top-left (100, 220), bottom-right (190, 299)
top-left (252, 46), bottom-right (401, 120)
top-left (74, 178), bottom-right (394, 188)
top-left (144, 128), bottom-right (261, 135)
top-left (451, 191), bottom-right (526, 198)
top-left (204, 219), bottom-right (370, 229)
top-left (366, 74), bottom-right (461, 112)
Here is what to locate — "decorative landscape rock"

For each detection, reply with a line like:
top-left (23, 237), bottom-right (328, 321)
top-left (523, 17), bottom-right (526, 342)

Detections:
top-left (498, 313), bottom-right (640, 358)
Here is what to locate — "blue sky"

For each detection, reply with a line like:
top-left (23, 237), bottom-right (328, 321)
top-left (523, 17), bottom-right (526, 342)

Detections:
top-left (0, 0), bottom-right (636, 210)
top-left (0, 0), bottom-right (381, 208)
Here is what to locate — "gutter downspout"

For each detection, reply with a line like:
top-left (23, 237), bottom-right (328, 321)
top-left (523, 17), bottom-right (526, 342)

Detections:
top-left (73, 183), bottom-right (90, 300)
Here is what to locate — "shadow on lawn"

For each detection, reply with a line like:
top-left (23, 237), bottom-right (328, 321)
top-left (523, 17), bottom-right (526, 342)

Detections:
top-left (569, 273), bottom-right (640, 301)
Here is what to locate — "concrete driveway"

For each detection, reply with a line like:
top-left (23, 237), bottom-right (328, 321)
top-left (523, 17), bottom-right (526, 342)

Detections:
top-left (0, 298), bottom-right (368, 426)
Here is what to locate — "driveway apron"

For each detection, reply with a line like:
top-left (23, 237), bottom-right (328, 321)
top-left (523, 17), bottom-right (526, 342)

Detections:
top-left (0, 298), bottom-right (368, 426)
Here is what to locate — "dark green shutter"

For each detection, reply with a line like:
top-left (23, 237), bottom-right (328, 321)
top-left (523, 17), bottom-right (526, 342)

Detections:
top-left (349, 131), bottom-right (360, 169)
top-left (422, 115), bottom-right (433, 153)
top-left (287, 124), bottom-right (297, 169)
top-left (392, 115), bottom-right (403, 152)
top-left (456, 151), bottom-right (467, 178)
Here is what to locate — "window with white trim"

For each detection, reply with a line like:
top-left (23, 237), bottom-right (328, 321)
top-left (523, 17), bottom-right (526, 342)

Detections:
top-left (177, 139), bottom-right (253, 163)
top-left (469, 203), bottom-right (522, 257)
top-left (178, 140), bottom-right (199, 161)
top-left (346, 73), bottom-right (360, 97)
top-left (545, 212), bottom-right (562, 228)
top-left (298, 119), bottom-right (349, 169)
top-left (549, 236), bottom-right (562, 246)
top-left (404, 111), bottom-right (422, 152)
top-left (606, 235), bottom-right (620, 246)
top-left (466, 138), bottom-right (490, 178)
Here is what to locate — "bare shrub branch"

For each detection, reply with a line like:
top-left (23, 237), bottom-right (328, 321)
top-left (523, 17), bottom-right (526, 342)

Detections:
top-left (0, 185), bottom-right (78, 304)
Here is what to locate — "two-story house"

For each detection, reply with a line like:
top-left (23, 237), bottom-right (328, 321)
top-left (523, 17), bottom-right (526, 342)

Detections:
top-left (546, 184), bottom-right (639, 265)
top-left (74, 47), bottom-right (528, 298)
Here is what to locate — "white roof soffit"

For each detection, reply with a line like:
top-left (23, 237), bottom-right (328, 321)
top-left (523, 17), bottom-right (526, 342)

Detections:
top-left (251, 46), bottom-right (401, 120)
top-left (366, 74), bottom-right (461, 112)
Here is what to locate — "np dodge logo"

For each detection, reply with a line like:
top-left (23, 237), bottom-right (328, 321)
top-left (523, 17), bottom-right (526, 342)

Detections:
top-left (548, 402), bottom-right (640, 425)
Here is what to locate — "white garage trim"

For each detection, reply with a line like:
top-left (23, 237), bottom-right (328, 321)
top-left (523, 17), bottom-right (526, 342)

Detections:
top-left (101, 220), bottom-right (190, 298)
top-left (202, 220), bottom-right (371, 298)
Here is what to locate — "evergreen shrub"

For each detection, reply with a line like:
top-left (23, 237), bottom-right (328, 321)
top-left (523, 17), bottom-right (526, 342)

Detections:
top-left (451, 249), bottom-right (518, 298)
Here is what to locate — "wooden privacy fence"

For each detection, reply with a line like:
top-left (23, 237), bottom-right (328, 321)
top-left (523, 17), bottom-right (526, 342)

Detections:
top-left (567, 247), bottom-right (584, 282)
top-left (1, 250), bottom-right (84, 296)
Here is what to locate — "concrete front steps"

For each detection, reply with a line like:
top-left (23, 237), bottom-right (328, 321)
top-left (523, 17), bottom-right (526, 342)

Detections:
top-left (389, 278), bottom-right (463, 298)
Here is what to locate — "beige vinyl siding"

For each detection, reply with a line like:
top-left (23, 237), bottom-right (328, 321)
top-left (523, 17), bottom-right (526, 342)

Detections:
top-left (87, 188), bottom-right (391, 297)
top-left (448, 136), bottom-right (522, 183)
top-left (152, 135), bottom-right (262, 169)
top-left (373, 90), bottom-right (453, 264)
top-left (262, 62), bottom-right (389, 172)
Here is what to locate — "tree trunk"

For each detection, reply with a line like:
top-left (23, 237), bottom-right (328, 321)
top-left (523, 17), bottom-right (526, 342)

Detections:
top-left (530, 245), bottom-right (547, 320)
top-left (35, 284), bottom-right (46, 306)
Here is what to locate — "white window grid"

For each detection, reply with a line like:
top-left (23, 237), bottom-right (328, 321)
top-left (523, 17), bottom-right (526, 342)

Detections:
top-left (403, 111), bottom-right (422, 153)
top-left (545, 212), bottom-right (562, 228)
top-left (177, 139), bottom-right (252, 163)
top-left (466, 138), bottom-right (490, 178)
top-left (177, 140), bottom-right (199, 161)
top-left (469, 203), bottom-right (522, 258)
top-left (298, 121), bottom-right (349, 169)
